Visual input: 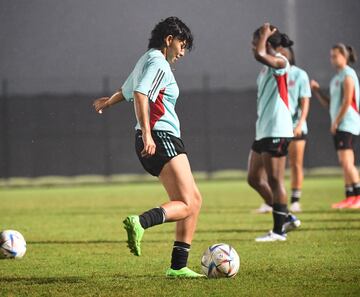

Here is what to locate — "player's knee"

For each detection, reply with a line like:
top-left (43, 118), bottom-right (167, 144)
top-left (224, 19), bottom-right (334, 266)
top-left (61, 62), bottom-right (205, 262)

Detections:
top-left (193, 189), bottom-right (202, 212)
top-left (247, 174), bottom-right (256, 187)
top-left (292, 163), bottom-right (303, 174)
top-left (267, 175), bottom-right (281, 189)
top-left (179, 193), bottom-right (197, 216)
top-left (343, 163), bottom-right (356, 175)
top-left (247, 174), bottom-right (261, 190)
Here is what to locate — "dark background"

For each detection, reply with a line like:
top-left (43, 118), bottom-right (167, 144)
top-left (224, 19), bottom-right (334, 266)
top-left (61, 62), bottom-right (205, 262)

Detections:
top-left (0, 0), bottom-right (359, 178)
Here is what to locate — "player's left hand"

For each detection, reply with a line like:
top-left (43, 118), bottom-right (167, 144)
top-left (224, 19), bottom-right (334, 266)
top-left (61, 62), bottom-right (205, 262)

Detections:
top-left (330, 122), bottom-right (338, 135)
top-left (141, 132), bottom-right (156, 158)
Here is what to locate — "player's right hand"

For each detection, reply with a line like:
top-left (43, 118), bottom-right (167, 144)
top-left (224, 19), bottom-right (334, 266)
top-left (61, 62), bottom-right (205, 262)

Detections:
top-left (260, 23), bottom-right (276, 38)
top-left (141, 133), bottom-right (156, 158)
top-left (310, 80), bottom-right (320, 91)
top-left (93, 97), bottom-right (110, 114)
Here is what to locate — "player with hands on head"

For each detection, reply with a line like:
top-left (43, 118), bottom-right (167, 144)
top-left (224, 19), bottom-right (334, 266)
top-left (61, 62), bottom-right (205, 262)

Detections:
top-left (248, 23), bottom-right (301, 242)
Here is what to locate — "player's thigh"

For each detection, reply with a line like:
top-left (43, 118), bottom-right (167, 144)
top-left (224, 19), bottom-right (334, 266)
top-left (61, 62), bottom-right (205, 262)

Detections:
top-left (337, 149), bottom-right (355, 168)
top-left (288, 140), bottom-right (306, 167)
top-left (261, 153), bottom-right (286, 181)
top-left (159, 154), bottom-right (196, 205)
top-left (248, 150), bottom-right (266, 180)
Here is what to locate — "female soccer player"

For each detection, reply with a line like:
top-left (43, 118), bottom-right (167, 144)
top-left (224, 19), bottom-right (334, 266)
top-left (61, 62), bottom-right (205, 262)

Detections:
top-left (311, 44), bottom-right (360, 209)
top-left (247, 23), bottom-right (300, 242)
top-left (93, 17), bottom-right (204, 277)
top-left (284, 47), bottom-right (311, 213)
top-left (255, 47), bottom-right (311, 214)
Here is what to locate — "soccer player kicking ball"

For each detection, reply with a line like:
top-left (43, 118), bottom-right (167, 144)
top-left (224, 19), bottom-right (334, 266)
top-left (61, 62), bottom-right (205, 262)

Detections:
top-left (247, 23), bottom-right (301, 242)
top-left (93, 17), bottom-right (204, 278)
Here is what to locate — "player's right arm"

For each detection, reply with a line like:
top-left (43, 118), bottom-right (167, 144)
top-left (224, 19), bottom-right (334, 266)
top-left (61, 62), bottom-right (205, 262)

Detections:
top-left (310, 80), bottom-right (330, 108)
top-left (253, 23), bottom-right (287, 69)
top-left (93, 90), bottom-right (125, 114)
top-left (132, 57), bottom-right (167, 158)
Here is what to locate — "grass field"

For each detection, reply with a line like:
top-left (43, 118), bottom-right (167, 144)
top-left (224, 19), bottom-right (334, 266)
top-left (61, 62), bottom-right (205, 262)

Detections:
top-left (1, 177), bottom-right (360, 297)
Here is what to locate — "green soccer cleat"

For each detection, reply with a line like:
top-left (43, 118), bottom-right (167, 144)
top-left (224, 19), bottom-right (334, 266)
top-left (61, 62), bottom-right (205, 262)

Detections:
top-left (123, 215), bottom-right (144, 256)
top-left (165, 267), bottom-right (206, 278)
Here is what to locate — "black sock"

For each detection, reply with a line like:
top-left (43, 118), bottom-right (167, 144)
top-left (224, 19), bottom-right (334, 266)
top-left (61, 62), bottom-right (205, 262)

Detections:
top-left (353, 183), bottom-right (360, 196)
top-left (272, 203), bottom-right (288, 235)
top-left (291, 189), bottom-right (301, 203)
top-left (171, 241), bottom-right (190, 270)
top-left (139, 207), bottom-right (166, 229)
top-left (345, 185), bottom-right (355, 198)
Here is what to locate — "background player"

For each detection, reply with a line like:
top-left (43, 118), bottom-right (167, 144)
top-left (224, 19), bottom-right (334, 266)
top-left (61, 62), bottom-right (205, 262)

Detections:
top-left (284, 47), bottom-right (311, 213)
top-left (255, 47), bottom-right (311, 214)
top-left (311, 44), bottom-right (360, 209)
top-left (247, 23), bottom-right (300, 242)
top-left (93, 17), bottom-right (204, 277)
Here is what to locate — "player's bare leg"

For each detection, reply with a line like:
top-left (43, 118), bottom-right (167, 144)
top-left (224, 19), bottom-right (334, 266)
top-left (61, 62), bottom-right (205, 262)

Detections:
top-left (332, 149), bottom-right (360, 208)
top-left (256, 154), bottom-right (289, 242)
top-left (247, 150), bottom-right (273, 213)
top-left (288, 140), bottom-right (306, 212)
top-left (159, 154), bottom-right (204, 277)
top-left (159, 154), bottom-right (202, 242)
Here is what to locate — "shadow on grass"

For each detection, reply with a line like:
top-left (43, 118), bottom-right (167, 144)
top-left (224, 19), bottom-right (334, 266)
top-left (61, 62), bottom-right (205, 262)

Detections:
top-left (111, 273), bottom-right (165, 279)
top-left (303, 218), bottom-right (360, 223)
top-left (0, 276), bottom-right (85, 284)
top-left (302, 209), bottom-right (360, 214)
top-left (301, 226), bottom-right (360, 231)
top-left (28, 240), bottom-right (126, 245)
top-left (111, 273), bottom-right (208, 281)
top-left (27, 237), bottom-right (251, 245)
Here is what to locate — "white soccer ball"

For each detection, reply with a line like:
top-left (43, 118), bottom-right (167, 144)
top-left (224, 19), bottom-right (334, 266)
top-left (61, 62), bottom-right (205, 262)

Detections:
top-left (201, 243), bottom-right (240, 278)
top-left (0, 230), bottom-right (27, 259)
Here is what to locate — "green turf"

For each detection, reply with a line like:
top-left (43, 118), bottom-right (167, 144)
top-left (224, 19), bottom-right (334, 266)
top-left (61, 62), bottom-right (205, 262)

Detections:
top-left (0, 178), bottom-right (359, 297)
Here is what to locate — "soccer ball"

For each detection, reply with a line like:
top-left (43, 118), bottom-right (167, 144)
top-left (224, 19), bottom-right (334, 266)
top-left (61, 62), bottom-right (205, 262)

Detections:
top-left (0, 230), bottom-right (27, 259)
top-left (201, 243), bottom-right (240, 278)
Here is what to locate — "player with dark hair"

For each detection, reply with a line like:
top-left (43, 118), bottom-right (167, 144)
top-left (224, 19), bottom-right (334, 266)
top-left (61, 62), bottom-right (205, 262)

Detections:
top-left (311, 43), bottom-right (360, 209)
top-left (255, 46), bottom-right (311, 214)
top-left (93, 17), bottom-right (204, 277)
top-left (283, 47), bottom-right (311, 213)
top-left (248, 23), bottom-right (300, 242)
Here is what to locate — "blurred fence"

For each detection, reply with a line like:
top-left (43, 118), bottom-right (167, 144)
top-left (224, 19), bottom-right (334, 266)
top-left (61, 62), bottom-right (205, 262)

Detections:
top-left (1, 84), bottom-right (359, 179)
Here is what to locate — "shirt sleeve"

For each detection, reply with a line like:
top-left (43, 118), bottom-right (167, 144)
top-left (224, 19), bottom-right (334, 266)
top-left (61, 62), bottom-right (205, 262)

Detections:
top-left (121, 72), bottom-right (135, 102)
top-left (271, 55), bottom-right (289, 76)
top-left (299, 72), bottom-right (312, 98)
top-left (134, 57), bottom-right (168, 102)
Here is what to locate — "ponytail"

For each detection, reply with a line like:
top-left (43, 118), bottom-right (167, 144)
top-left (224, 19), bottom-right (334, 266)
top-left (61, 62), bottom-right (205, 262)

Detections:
top-left (280, 33), bottom-right (294, 48)
top-left (332, 43), bottom-right (357, 64)
top-left (288, 47), bottom-right (296, 65)
top-left (346, 45), bottom-right (357, 64)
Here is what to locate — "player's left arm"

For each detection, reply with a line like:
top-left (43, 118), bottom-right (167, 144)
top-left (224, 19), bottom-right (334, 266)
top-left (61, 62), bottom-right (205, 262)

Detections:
top-left (253, 23), bottom-right (287, 69)
top-left (331, 76), bottom-right (354, 134)
top-left (294, 97), bottom-right (310, 136)
top-left (294, 75), bottom-right (311, 136)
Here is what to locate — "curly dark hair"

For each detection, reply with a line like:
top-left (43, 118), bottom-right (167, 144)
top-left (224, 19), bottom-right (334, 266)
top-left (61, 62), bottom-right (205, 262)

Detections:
top-left (253, 25), bottom-right (294, 49)
top-left (148, 16), bottom-right (193, 51)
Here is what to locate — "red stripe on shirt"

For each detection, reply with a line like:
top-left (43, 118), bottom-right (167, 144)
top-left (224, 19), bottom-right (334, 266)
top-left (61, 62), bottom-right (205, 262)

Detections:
top-left (274, 73), bottom-right (289, 108)
top-left (150, 88), bottom-right (165, 129)
top-left (350, 88), bottom-right (359, 113)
